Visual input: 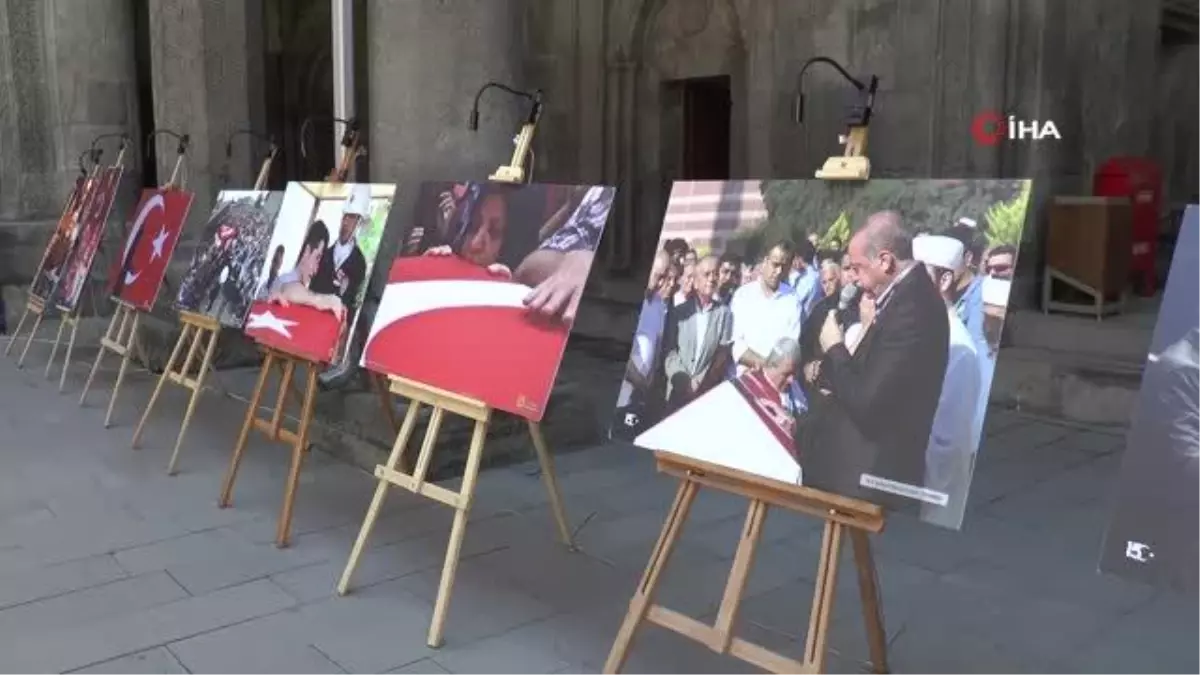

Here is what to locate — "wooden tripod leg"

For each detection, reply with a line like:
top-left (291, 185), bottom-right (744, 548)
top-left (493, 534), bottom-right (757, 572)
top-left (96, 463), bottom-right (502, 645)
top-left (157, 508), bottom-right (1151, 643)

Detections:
top-left (166, 327), bottom-right (220, 476)
top-left (4, 304), bottom-right (31, 356)
top-left (132, 324), bottom-right (192, 450)
top-left (603, 478), bottom-right (700, 674)
top-left (526, 421), bottom-right (575, 549)
top-left (80, 312), bottom-right (118, 405)
top-left (337, 401), bottom-right (423, 596)
top-left (270, 359), bottom-right (296, 439)
top-left (802, 519), bottom-right (845, 673)
top-left (851, 528), bottom-right (889, 674)
top-left (219, 351), bottom-right (275, 508)
top-left (275, 365), bottom-right (319, 548)
top-left (712, 500), bottom-right (768, 650)
top-left (16, 310), bottom-right (45, 368)
top-left (58, 316), bottom-right (79, 392)
top-left (104, 313), bottom-right (140, 428)
top-left (45, 316), bottom-right (68, 378)
top-left (426, 417), bottom-right (489, 649)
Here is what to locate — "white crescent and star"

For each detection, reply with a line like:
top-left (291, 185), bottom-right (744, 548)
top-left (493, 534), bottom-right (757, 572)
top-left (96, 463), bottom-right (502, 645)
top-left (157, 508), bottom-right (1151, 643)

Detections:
top-left (247, 310), bottom-right (298, 338)
top-left (122, 193), bottom-right (166, 286)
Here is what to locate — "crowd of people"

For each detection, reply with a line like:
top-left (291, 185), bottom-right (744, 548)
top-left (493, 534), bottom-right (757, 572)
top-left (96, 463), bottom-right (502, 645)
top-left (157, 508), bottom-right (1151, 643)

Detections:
top-left (176, 192), bottom-right (280, 326)
top-left (615, 210), bottom-right (1015, 523)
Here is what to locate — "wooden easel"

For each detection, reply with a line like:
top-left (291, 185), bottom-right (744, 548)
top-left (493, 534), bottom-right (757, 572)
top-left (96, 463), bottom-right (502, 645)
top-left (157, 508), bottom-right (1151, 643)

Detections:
top-left (6, 151), bottom-right (109, 372)
top-left (336, 100), bottom-right (576, 650)
top-left (79, 135), bottom-right (189, 427)
top-left (605, 91), bottom-right (891, 674)
top-left (217, 121), bottom-right (373, 548)
top-left (131, 141), bottom-right (279, 474)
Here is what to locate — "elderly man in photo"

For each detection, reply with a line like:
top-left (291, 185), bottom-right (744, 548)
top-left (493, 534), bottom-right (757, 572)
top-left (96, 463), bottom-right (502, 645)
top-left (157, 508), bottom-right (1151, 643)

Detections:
top-left (663, 255), bottom-right (734, 410)
top-left (802, 211), bottom-right (950, 508)
top-left (614, 251), bottom-right (676, 435)
top-left (730, 240), bottom-right (803, 377)
top-left (912, 235), bottom-right (982, 527)
top-left (799, 260), bottom-right (857, 389)
top-left (756, 337), bottom-right (804, 437)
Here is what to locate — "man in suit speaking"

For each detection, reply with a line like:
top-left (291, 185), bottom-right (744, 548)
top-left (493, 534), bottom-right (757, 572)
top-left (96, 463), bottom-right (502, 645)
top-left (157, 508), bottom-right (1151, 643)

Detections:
top-left (801, 211), bottom-right (950, 509)
top-left (662, 255), bottom-right (734, 411)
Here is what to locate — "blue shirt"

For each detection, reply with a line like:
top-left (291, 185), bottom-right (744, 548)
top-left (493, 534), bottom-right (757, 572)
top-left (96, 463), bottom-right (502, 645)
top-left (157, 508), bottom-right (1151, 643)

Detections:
top-left (788, 266), bottom-right (823, 326)
top-left (954, 275), bottom-right (988, 354)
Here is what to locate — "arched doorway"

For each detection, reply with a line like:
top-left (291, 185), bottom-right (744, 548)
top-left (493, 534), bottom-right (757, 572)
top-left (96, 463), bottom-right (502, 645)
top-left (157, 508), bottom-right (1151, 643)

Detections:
top-left (607, 0), bottom-right (749, 278)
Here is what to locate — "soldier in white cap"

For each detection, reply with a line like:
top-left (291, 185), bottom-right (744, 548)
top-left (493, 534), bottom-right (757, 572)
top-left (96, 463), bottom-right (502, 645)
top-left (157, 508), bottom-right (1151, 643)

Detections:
top-left (311, 184), bottom-right (369, 312)
top-left (912, 234), bottom-right (982, 528)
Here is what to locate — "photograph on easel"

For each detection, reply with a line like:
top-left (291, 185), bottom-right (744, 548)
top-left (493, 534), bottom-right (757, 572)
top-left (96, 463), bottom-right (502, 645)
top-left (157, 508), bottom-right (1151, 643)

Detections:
top-left (611, 178), bottom-right (1031, 527)
top-left (104, 188), bottom-right (195, 312)
top-left (29, 174), bottom-right (93, 300)
top-left (1098, 205), bottom-right (1198, 592)
top-left (243, 181), bottom-right (395, 364)
top-left (175, 190), bottom-right (286, 327)
top-left (362, 181), bottom-right (616, 421)
top-left (55, 167), bottom-right (128, 311)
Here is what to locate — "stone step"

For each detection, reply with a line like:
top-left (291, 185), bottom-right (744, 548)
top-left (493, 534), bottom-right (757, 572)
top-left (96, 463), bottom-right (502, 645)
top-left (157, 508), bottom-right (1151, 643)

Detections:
top-left (989, 344), bottom-right (1145, 427)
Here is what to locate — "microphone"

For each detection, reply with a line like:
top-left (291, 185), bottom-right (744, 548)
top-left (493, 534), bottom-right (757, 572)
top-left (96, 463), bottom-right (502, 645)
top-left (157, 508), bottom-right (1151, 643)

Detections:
top-left (836, 283), bottom-right (860, 329)
top-left (838, 282), bottom-right (860, 312)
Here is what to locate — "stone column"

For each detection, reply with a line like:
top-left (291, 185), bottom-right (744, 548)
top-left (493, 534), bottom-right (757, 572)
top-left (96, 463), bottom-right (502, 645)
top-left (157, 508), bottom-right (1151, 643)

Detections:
top-left (146, 0), bottom-right (266, 237)
top-left (365, 0), bottom-right (529, 290)
top-left (0, 0), bottom-right (138, 289)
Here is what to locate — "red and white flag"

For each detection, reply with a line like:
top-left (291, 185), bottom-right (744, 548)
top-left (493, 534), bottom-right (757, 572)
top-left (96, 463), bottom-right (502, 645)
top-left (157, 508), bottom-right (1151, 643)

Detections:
top-left (244, 299), bottom-right (342, 364)
top-left (107, 188), bottom-right (194, 311)
top-left (362, 255), bottom-right (572, 421)
top-left (635, 370), bottom-right (803, 486)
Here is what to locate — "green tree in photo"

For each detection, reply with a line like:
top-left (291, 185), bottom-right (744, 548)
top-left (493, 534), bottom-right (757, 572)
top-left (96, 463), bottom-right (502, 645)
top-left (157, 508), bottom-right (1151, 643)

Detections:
top-left (983, 180), bottom-right (1031, 248)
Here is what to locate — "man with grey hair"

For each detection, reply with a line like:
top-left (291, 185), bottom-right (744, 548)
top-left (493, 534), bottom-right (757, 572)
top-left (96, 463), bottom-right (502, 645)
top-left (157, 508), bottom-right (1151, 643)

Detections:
top-left (757, 336), bottom-right (803, 436)
top-left (803, 211), bottom-right (950, 509)
top-left (663, 255), bottom-right (734, 409)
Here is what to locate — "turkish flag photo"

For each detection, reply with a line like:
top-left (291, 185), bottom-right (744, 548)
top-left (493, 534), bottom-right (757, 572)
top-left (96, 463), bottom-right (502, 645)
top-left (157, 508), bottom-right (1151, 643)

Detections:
top-left (244, 299), bottom-right (342, 364)
top-left (634, 370), bottom-right (803, 488)
top-left (107, 188), bottom-right (195, 311)
top-left (363, 255), bottom-right (572, 421)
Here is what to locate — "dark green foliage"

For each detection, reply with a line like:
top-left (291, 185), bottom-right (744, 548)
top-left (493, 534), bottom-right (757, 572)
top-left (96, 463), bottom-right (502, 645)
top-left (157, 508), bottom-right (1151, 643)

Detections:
top-left (733, 179), bottom-right (1028, 261)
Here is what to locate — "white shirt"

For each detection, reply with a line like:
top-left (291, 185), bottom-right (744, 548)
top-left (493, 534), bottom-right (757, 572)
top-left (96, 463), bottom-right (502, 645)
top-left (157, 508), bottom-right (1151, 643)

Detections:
top-left (920, 307), bottom-right (981, 527)
top-left (729, 281), bottom-right (802, 376)
top-left (332, 238), bottom-right (356, 269)
top-left (617, 295), bottom-right (668, 408)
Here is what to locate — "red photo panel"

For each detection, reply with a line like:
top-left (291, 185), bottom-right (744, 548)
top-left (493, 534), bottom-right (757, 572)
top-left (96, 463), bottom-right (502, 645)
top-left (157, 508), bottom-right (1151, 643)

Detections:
top-left (107, 188), bottom-right (195, 311)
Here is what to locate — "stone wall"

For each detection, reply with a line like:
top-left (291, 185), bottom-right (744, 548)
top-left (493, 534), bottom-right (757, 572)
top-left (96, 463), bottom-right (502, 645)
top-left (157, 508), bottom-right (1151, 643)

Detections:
top-left (146, 0), bottom-right (266, 240)
top-left (0, 0), bottom-right (140, 286)
top-left (522, 0), bottom-right (1172, 328)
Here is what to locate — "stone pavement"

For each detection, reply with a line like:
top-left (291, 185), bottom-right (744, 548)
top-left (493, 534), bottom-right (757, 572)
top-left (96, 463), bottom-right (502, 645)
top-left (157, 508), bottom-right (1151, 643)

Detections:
top-left (0, 349), bottom-right (1196, 674)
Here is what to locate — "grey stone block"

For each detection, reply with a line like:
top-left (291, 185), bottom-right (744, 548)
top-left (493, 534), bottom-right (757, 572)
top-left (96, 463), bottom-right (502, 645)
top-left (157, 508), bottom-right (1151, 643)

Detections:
top-left (168, 610), bottom-right (346, 674)
top-left (71, 647), bottom-right (188, 674)
top-left (0, 571), bottom-right (187, 636)
top-left (298, 578), bottom-right (437, 674)
top-left (389, 657), bottom-right (450, 674)
top-left (0, 578), bottom-right (296, 673)
top-left (0, 554), bottom-right (126, 610)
